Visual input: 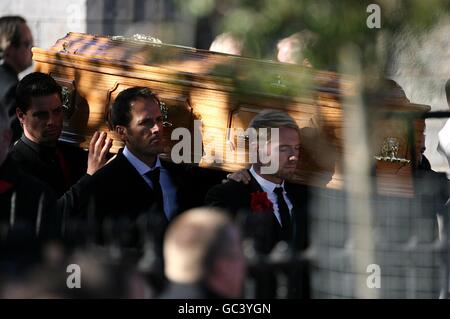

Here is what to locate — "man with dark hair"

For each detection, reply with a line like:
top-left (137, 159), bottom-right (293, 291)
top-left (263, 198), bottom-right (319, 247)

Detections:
top-left (0, 102), bottom-right (58, 274)
top-left (9, 72), bottom-right (111, 225)
top-left (0, 15), bottom-right (33, 142)
top-left (91, 86), bottom-right (177, 223)
top-left (85, 87), bottom-right (199, 243)
top-left (83, 86), bottom-right (216, 293)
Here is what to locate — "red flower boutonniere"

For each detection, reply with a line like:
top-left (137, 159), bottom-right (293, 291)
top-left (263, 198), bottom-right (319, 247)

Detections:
top-left (0, 180), bottom-right (14, 194)
top-left (250, 191), bottom-right (273, 214)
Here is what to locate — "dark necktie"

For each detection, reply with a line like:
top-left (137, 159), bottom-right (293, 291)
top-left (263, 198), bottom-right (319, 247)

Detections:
top-left (145, 168), bottom-right (165, 217)
top-left (274, 186), bottom-right (292, 240)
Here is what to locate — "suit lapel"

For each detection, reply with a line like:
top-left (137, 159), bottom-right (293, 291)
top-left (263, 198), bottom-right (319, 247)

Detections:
top-left (109, 152), bottom-right (172, 231)
top-left (247, 171), bottom-right (264, 193)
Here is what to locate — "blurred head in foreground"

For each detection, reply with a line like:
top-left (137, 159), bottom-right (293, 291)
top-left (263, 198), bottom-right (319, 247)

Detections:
top-left (163, 207), bottom-right (245, 298)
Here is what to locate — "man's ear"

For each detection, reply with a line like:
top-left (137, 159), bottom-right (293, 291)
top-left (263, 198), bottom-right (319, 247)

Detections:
top-left (115, 125), bottom-right (127, 142)
top-left (16, 108), bottom-right (25, 124)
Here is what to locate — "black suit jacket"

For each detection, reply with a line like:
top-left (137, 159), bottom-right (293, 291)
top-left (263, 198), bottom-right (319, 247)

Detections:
top-left (205, 170), bottom-right (310, 298)
top-left (0, 157), bottom-right (59, 273)
top-left (9, 136), bottom-right (91, 219)
top-left (205, 170), bottom-right (309, 252)
top-left (79, 151), bottom-right (206, 247)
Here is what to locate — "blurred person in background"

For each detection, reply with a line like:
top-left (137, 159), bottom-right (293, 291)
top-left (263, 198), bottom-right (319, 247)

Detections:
top-left (0, 246), bottom-right (150, 298)
top-left (9, 72), bottom-right (111, 222)
top-left (0, 16), bottom-right (33, 143)
top-left (160, 207), bottom-right (245, 299)
top-left (0, 102), bottom-right (58, 277)
top-left (276, 31), bottom-right (317, 67)
top-left (209, 32), bottom-right (244, 56)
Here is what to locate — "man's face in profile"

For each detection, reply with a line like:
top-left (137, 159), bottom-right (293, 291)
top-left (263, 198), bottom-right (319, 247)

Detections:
top-left (258, 127), bottom-right (300, 178)
top-left (17, 93), bottom-right (64, 145)
top-left (271, 127), bottom-right (300, 180)
top-left (10, 22), bottom-right (33, 73)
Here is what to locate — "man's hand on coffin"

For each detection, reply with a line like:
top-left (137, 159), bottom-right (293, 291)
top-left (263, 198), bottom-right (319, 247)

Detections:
top-left (224, 169), bottom-right (251, 184)
top-left (87, 131), bottom-right (113, 175)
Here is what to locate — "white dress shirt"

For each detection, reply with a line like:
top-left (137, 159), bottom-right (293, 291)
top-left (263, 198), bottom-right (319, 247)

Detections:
top-left (123, 146), bottom-right (178, 220)
top-left (249, 166), bottom-right (293, 226)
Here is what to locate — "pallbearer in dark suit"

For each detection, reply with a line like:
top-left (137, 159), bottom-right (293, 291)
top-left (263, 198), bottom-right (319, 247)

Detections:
top-left (83, 87), bottom-right (207, 294)
top-left (83, 87), bottom-right (201, 247)
top-left (0, 103), bottom-right (58, 274)
top-left (9, 72), bottom-right (112, 222)
top-left (205, 109), bottom-right (310, 298)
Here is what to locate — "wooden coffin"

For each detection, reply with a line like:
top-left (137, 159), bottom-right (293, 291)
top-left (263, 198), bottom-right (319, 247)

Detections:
top-left (32, 32), bottom-right (430, 195)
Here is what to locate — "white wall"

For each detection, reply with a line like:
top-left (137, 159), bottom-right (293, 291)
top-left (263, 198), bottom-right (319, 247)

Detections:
top-left (0, 0), bottom-right (87, 79)
top-left (0, 0), bottom-right (87, 49)
top-left (389, 17), bottom-right (450, 173)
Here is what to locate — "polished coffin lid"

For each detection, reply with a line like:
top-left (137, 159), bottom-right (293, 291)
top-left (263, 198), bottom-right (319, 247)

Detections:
top-left (32, 32), bottom-right (431, 195)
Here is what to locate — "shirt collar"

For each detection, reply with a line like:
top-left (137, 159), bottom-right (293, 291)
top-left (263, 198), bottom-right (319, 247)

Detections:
top-left (249, 165), bottom-right (284, 193)
top-left (20, 134), bottom-right (57, 157)
top-left (122, 146), bottom-right (161, 176)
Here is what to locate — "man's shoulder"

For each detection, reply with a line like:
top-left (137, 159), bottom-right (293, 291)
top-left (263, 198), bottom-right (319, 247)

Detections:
top-left (9, 139), bottom-right (34, 162)
top-left (285, 181), bottom-right (312, 204)
top-left (10, 137), bottom-right (26, 151)
top-left (89, 152), bottom-right (132, 183)
top-left (285, 181), bottom-right (309, 194)
top-left (4, 159), bottom-right (55, 199)
top-left (161, 159), bottom-right (228, 181)
top-left (159, 157), bottom-right (188, 175)
top-left (206, 179), bottom-right (251, 204)
top-left (160, 157), bottom-right (197, 174)
top-left (17, 169), bottom-right (55, 197)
